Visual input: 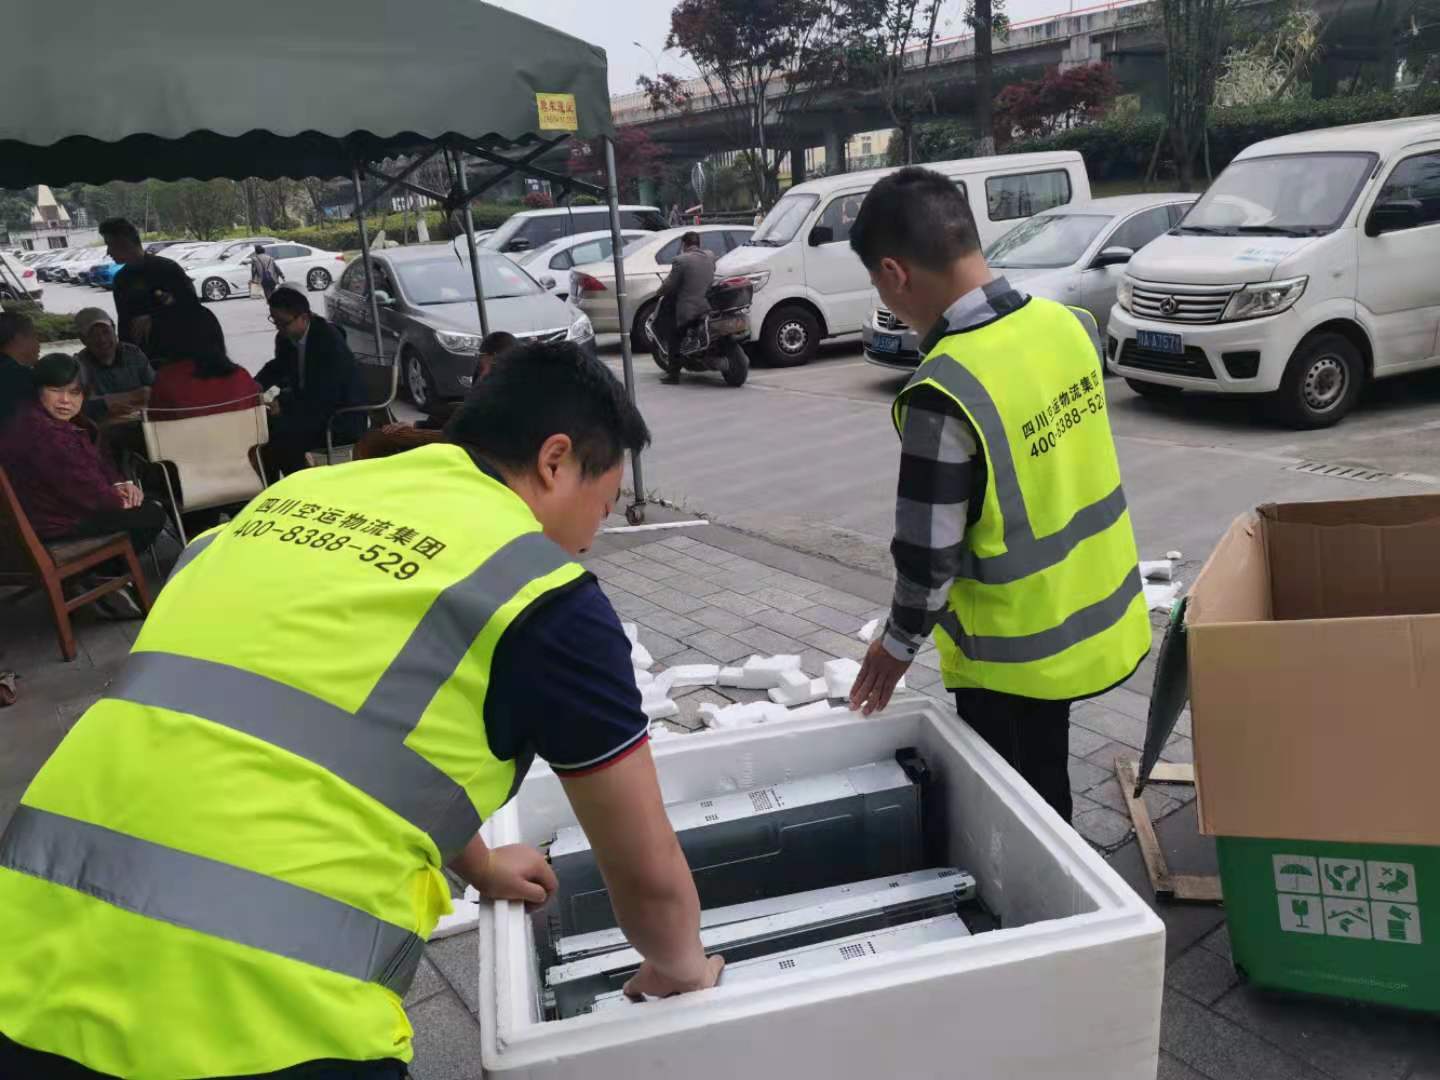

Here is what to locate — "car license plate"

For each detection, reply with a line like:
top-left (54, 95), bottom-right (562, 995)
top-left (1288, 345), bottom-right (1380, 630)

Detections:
top-left (1137, 330), bottom-right (1183, 355)
top-left (872, 333), bottom-right (901, 354)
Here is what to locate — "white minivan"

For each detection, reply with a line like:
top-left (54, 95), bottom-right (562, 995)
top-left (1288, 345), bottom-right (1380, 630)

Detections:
top-left (716, 151), bottom-right (1090, 366)
top-left (1110, 115), bottom-right (1440, 427)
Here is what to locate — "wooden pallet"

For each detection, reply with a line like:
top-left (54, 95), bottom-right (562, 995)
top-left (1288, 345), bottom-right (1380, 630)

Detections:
top-left (1114, 758), bottom-right (1222, 905)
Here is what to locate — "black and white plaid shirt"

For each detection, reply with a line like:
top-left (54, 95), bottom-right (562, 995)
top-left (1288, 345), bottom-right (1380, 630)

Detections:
top-left (882, 278), bottom-right (1027, 663)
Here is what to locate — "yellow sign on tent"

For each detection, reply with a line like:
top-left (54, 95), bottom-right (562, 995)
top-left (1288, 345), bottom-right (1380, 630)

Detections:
top-left (536, 93), bottom-right (579, 132)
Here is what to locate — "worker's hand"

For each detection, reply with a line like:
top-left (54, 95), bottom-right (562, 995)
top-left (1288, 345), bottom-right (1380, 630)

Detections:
top-left (381, 422), bottom-right (412, 436)
top-left (130, 314), bottom-right (152, 344)
top-left (114, 481), bottom-right (144, 509)
top-left (623, 954), bottom-right (725, 1002)
top-left (474, 843), bottom-right (558, 909)
top-left (849, 639), bottom-right (911, 717)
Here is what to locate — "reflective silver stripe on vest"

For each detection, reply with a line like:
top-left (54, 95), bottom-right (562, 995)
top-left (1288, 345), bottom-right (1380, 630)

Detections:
top-left (935, 569), bottom-right (1142, 664)
top-left (107, 530), bottom-right (575, 859)
top-left (164, 530), bottom-right (218, 585)
top-left (904, 348), bottom-right (1128, 586)
top-left (0, 805), bottom-right (425, 994)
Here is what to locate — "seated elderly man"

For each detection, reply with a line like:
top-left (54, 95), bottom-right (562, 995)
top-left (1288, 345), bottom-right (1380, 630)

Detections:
top-left (74, 307), bottom-right (154, 421)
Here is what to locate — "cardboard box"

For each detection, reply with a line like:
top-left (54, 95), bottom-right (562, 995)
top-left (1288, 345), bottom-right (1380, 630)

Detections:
top-left (1186, 495), bottom-right (1440, 1008)
top-left (476, 705), bottom-right (1165, 1079)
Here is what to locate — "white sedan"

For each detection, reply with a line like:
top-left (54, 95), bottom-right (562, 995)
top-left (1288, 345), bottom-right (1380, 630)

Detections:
top-left (513, 229), bottom-right (648, 301)
top-left (189, 242), bottom-right (349, 301)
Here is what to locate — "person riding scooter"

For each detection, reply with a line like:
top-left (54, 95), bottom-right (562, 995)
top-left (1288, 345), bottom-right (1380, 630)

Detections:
top-left (654, 232), bottom-right (715, 383)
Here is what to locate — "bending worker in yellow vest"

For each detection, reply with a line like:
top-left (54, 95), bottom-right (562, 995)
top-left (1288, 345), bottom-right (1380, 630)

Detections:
top-left (847, 167), bottom-right (1150, 822)
top-left (0, 341), bottom-right (722, 1078)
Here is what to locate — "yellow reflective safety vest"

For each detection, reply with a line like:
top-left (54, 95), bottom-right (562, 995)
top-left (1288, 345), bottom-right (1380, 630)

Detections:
top-left (893, 297), bottom-right (1149, 700)
top-left (0, 443), bottom-right (586, 1078)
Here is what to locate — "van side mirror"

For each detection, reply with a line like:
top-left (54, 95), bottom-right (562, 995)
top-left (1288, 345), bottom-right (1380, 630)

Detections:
top-left (506, 238), bottom-right (532, 252)
top-left (539, 275), bottom-right (557, 291)
top-left (1366, 200), bottom-right (1421, 237)
top-left (809, 225), bottom-right (834, 247)
top-left (1091, 246), bottom-right (1135, 269)
top-left (374, 290), bottom-right (395, 307)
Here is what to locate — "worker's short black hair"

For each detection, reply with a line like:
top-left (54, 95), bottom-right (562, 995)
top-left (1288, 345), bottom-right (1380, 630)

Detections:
top-left (268, 287), bottom-right (311, 317)
top-left (0, 311), bottom-right (35, 350)
top-left (849, 167), bottom-right (981, 273)
top-left (98, 217), bottom-right (142, 245)
top-left (480, 330), bottom-right (518, 356)
top-left (680, 231), bottom-right (701, 248)
top-left (254, 244), bottom-right (267, 255)
top-left (447, 340), bottom-right (650, 479)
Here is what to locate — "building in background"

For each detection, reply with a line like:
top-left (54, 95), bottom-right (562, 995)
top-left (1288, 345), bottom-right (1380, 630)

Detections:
top-left (5, 185), bottom-right (100, 250)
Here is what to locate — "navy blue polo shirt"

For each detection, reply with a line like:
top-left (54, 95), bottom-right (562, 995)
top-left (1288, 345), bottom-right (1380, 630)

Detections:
top-left (472, 458), bottom-right (649, 780)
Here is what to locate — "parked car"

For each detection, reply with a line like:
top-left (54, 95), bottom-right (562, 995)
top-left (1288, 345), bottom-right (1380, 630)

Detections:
top-left (60, 249), bottom-right (110, 284)
top-left (91, 259), bottom-right (124, 290)
top-left (79, 256), bottom-right (118, 287)
top-left (716, 151), bottom-right (1090, 366)
top-left (862, 194), bottom-right (1195, 370)
top-left (30, 250), bottom-right (74, 282)
top-left (145, 239), bottom-right (189, 253)
top-left (190, 242), bottom-right (349, 301)
top-left (0, 251), bottom-right (42, 300)
top-left (1110, 116), bottom-right (1440, 428)
top-left (324, 247), bottom-right (594, 411)
top-left (166, 242), bottom-right (226, 267)
top-left (571, 225), bottom-right (755, 347)
top-left (514, 229), bottom-right (647, 300)
top-left (479, 204), bottom-right (664, 254)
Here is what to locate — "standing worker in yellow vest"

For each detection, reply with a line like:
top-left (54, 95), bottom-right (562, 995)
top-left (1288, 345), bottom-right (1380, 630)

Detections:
top-left (0, 342), bottom-right (723, 1078)
top-left (846, 168), bottom-right (1150, 822)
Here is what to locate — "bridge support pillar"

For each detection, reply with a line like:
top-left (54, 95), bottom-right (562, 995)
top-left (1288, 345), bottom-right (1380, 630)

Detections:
top-left (824, 128), bottom-right (848, 175)
top-left (789, 146), bottom-right (807, 185)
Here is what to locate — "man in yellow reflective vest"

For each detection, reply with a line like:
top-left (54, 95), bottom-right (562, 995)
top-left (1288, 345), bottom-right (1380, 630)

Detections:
top-left (846, 168), bottom-right (1150, 823)
top-left (0, 341), bottom-right (722, 1078)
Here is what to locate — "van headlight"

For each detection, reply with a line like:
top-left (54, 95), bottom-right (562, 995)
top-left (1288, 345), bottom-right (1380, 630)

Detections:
top-left (567, 308), bottom-right (595, 344)
top-left (1116, 277), bottom-right (1134, 313)
top-left (436, 330), bottom-right (483, 354)
top-left (1222, 276), bottom-right (1307, 322)
top-left (739, 270), bottom-right (770, 292)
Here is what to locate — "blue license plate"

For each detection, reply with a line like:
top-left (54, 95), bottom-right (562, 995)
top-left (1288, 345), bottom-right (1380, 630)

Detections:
top-left (872, 333), bottom-right (901, 354)
top-left (1138, 330), bottom-right (1183, 355)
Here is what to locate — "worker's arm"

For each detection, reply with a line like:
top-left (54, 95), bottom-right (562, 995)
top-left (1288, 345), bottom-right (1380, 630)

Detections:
top-left (852, 386), bottom-right (978, 715)
top-left (560, 745), bottom-right (722, 997)
top-left (655, 262), bottom-right (680, 298)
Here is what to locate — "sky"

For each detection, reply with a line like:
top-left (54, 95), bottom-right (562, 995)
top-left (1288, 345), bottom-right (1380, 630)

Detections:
top-left (488, 0), bottom-right (1080, 96)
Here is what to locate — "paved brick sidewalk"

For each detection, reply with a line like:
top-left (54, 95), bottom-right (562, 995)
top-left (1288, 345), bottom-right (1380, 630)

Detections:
top-left (2, 520), bottom-right (1437, 1080)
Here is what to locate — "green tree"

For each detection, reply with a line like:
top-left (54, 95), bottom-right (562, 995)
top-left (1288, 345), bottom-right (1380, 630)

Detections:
top-left (154, 180), bottom-right (241, 240)
top-left (1157, 0), bottom-right (1238, 188)
top-left (970, 0), bottom-right (1010, 153)
top-left (838, 0), bottom-right (945, 164)
top-left (655, 0), bottom-right (848, 202)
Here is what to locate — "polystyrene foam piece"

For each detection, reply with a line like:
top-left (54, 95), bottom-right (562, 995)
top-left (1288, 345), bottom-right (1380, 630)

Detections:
top-left (668, 664), bottom-right (720, 688)
top-left (823, 658), bottom-right (863, 700)
top-left (769, 677), bottom-right (828, 707)
top-left (631, 640), bottom-right (654, 670)
top-left (736, 654), bottom-right (803, 690)
top-left (717, 666), bottom-right (746, 687)
top-left (621, 622), bottom-right (639, 646)
top-left (642, 697), bottom-right (678, 721)
top-left (858, 618), bottom-right (880, 643)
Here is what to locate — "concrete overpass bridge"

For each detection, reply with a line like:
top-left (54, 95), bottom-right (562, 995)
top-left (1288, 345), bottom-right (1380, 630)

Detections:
top-left (614, 0), bottom-right (1371, 175)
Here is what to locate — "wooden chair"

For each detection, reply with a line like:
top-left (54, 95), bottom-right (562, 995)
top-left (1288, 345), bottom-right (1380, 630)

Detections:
top-left (0, 466), bottom-right (153, 662)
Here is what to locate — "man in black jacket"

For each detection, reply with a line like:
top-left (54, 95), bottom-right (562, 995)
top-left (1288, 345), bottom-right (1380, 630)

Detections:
top-left (257, 288), bottom-right (366, 476)
top-left (100, 217), bottom-right (200, 361)
top-left (0, 312), bottom-right (41, 429)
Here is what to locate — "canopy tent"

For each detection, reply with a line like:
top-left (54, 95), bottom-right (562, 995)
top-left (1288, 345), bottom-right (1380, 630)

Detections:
top-left (0, 0), bottom-right (647, 517)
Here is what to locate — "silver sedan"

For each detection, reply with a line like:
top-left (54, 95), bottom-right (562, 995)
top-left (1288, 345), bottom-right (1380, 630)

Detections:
top-left (863, 193), bottom-right (1196, 370)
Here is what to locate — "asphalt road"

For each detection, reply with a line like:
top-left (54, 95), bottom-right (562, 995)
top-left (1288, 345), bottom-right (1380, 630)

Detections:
top-left (43, 280), bottom-right (1440, 579)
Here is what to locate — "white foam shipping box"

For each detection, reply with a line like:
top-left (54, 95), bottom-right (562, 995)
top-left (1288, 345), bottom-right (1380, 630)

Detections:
top-left (476, 703), bottom-right (1164, 1079)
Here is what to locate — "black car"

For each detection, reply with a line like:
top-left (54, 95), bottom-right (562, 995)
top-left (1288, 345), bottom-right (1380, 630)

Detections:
top-left (324, 245), bottom-right (597, 412)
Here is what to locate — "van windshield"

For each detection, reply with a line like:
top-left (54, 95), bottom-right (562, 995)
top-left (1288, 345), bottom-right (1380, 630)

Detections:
top-left (1178, 152), bottom-right (1376, 236)
top-left (749, 194), bottom-right (819, 246)
top-left (986, 213), bottom-right (1110, 269)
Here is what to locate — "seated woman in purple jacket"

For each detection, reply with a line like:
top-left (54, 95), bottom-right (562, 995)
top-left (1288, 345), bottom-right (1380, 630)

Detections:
top-left (0, 353), bottom-right (168, 579)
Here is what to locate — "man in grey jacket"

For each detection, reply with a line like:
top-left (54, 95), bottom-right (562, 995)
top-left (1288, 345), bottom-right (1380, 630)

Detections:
top-left (655, 232), bottom-right (715, 383)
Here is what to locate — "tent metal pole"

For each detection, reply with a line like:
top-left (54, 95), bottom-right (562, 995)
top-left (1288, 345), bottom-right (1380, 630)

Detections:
top-left (603, 135), bottom-right (644, 523)
top-left (451, 147), bottom-right (491, 340)
top-left (352, 165), bottom-right (386, 366)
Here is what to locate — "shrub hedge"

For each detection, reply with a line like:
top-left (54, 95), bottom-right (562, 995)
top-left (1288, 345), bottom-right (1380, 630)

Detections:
top-left (2, 299), bottom-right (80, 342)
top-left (906, 89), bottom-right (1440, 181)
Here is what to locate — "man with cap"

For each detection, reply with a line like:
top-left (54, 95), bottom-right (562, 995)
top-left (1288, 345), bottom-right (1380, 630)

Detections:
top-left (74, 307), bottom-right (155, 420)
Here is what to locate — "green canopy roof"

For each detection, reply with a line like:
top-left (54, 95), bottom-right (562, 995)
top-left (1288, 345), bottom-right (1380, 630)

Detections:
top-left (0, 0), bottom-right (613, 187)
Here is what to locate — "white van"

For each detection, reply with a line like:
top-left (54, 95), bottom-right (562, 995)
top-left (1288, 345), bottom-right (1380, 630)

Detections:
top-left (480, 205), bottom-right (665, 254)
top-left (1110, 115), bottom-right (1440, 427)
top-left (716, 151), bottom-right (1090, 365)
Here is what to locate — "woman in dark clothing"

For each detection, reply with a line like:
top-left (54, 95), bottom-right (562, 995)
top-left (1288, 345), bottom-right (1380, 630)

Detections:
top-left (0, 353), bottom-right (167, 561)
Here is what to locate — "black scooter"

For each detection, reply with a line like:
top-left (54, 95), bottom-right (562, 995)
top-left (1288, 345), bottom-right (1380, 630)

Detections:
top-left (645, 278), bottom-right (753, 387)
